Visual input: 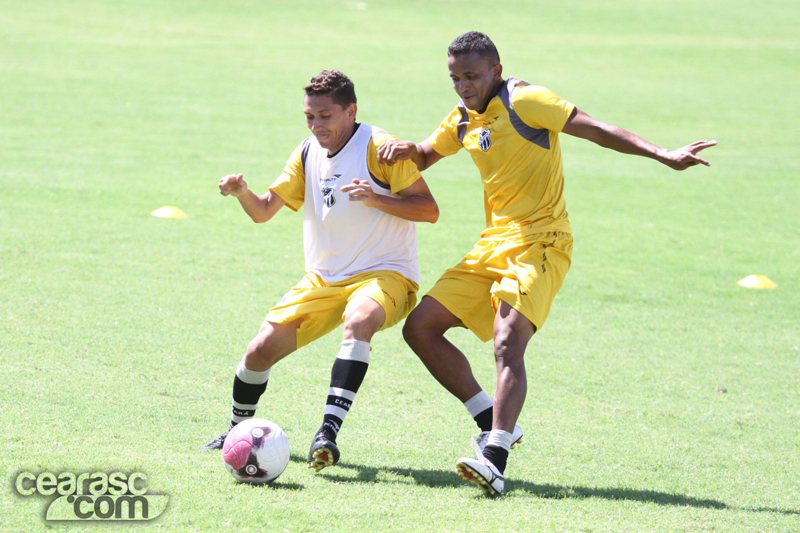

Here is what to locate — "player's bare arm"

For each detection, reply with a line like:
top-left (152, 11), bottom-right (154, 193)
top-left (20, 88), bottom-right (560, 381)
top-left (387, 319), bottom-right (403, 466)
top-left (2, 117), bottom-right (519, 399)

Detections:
top-left (562, 108), bottom-right (717, 171)
top-left (340, 177), bottom-right (439, 223)
top-left (219, 173), bottom-right (286, 223)
top-left (377, 140), bottom-right (444, 171)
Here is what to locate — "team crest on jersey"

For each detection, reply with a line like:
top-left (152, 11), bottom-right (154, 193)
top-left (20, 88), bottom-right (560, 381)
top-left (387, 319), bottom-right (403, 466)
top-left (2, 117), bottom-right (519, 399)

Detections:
top-left (320, 174), bottom-right (341, 208)
top-left (479, 128), bottom-right (492, 152)
top-left (321, 186), bottom-right (336, 207)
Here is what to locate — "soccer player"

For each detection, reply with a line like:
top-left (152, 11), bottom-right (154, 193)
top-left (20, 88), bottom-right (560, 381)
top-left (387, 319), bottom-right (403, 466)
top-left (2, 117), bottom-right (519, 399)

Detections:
top-left (378, 31), bottom-right (715, 496)
top-left (202, 70), bottom-right (439, 473)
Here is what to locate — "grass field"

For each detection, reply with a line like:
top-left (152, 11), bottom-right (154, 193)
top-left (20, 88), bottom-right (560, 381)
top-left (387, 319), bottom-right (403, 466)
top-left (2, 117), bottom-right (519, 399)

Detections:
top-left (2, 0), bottom-right (799, 531)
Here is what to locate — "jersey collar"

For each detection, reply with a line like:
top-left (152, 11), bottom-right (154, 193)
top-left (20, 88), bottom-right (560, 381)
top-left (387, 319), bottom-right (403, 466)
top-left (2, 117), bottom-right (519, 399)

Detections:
top-left (327, 122), bottom-right (361, 159)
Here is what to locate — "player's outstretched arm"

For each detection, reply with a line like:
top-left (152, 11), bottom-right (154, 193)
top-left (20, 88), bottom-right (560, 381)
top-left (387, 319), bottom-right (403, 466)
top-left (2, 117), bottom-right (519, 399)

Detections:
top-left (377, 140), bottom-right (444, 171)
top-left (340, 177), bottom-right (439, 223)
top-left (562, 108), bottom-right (716, 171)
top-left (219, 173), bottom-right (286, 223)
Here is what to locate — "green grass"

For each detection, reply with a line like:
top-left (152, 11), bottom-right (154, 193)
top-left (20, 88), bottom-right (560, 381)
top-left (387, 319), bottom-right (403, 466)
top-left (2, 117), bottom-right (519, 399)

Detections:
top-left (2, 0), bottom-right (799, 531)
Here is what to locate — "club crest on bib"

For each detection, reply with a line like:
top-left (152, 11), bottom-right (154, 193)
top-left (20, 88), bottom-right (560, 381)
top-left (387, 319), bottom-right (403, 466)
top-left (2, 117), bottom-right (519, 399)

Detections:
top-left (479, 128), bottom-right (492, 152)
top-left (320, 173), bottom-right (341, 208)
top-left (321, 186), bottom-right (336, 207)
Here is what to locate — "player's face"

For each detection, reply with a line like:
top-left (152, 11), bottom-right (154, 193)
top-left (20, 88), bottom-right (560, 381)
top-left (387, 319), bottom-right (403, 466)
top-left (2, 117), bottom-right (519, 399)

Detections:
top-left (448, 52), bottom-right (503, 111)
top-left (304, 93), bottom-right (357, 154)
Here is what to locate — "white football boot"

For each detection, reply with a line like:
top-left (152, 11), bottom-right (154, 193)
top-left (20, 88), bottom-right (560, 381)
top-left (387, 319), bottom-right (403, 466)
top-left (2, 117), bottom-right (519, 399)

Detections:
top-left (456, 440), bottom-right (505, 497)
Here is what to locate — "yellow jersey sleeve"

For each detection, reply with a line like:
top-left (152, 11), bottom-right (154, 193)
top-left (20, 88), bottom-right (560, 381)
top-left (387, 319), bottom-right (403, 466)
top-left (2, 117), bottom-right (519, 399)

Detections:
top-left (268, 139), bottom-right (308, 211)
top-left (368, 130), bottom-right (423, 195)
top-left (426, 107), bottom-right (464, 157)
top-left (511, 85), bottom-right (575, 133)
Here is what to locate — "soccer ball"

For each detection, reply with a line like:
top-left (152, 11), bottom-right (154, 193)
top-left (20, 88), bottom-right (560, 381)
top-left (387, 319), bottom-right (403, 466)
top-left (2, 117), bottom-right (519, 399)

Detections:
top-left (222, 418), bottom-right (290, 484)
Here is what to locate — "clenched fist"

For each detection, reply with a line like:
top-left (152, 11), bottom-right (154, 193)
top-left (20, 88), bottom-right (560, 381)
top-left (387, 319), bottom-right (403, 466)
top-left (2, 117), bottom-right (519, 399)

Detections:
top-left (219, 173), bottom-right (248, 197)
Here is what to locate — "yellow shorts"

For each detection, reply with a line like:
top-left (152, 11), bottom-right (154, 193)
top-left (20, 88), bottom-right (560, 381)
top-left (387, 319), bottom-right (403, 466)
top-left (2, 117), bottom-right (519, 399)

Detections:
top-left (427, 232), bottom-right (572, 342)
top-left (266, 270), bottom-right (419, 349)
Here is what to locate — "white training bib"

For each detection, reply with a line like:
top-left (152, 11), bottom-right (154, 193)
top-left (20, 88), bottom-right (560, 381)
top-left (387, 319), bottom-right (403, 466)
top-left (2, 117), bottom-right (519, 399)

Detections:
top-left (301, 124), bottom-right (419, 284)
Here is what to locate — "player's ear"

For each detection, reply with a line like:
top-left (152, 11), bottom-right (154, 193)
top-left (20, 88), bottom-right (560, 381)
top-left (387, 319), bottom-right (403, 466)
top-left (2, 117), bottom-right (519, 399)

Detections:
top-left (492, 62), bottom-right (503, 81)
top-left (348, 103), bottom-right (357, 121)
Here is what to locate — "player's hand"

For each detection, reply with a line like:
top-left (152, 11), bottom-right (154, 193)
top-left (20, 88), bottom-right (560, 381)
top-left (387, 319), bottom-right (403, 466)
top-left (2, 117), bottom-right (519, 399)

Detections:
top-left (661, 140), bottom-right (717, 170)
top-left (219, 173), bottom-right (248, 197)
top-left (340, 179), bottom-right (378, 207)
top-left (377, 140), bottom-right (417, 165)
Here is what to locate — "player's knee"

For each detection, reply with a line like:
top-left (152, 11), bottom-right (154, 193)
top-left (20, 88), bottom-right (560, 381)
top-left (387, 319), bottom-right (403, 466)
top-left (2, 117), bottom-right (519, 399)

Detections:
top-left (244, 330), bottom-right (292, 369)
top-left (402, 308), bottom-right (427, 344)
top-left (493, 310), bottom-right (535, 364)
top-left (244, 338), bottom-right (272, 368)
top-left (343, 309), bottom-right (382, 340)
top-left (493, 328), bottom-right (526, 365)
top-left (401, 319), bottom-right (416, 345)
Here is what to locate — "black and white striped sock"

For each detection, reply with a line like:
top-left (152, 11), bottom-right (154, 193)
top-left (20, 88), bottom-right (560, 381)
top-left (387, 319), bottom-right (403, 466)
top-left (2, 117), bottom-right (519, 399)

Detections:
top-left (320, 339), bottom-right (370, 441)
top-left (230, 360), bottom-right (271, 428)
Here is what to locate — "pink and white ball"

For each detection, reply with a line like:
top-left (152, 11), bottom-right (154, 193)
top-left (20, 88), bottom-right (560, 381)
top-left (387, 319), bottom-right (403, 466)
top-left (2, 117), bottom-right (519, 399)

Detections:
top-left (222, 418), bottom-right (290, 484)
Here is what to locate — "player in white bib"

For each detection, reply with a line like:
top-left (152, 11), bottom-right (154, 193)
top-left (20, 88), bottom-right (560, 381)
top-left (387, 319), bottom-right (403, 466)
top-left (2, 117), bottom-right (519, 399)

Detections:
top-left (202, 70), bottom-right (439, 474)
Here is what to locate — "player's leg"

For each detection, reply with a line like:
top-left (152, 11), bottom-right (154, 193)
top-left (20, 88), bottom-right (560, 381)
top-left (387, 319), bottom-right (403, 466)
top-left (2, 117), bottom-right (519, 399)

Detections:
top-left (203, 273), bottom-right (343, 451)
top-left (486, 302), bottom-right (535, 465)
top-left (318, 294), bottom-right (384, 442)
top-left (458, 232), bottom-right (572, 495)
top-left (201, 319), bottom-right (300, 451)
top-left (308, 271), bottom-right (416, 471)
top-left (470, 299), bottom-right (528, 452)
top-left (233, 316), bottom-right (302, 419)
top-left (487, 231), bottom-right (571, 458)
top-left (403, 269), bottom-right (497, 433)
top-left (403, 296), bottom-right (485, 403)
top-left (455, 303), bottom-right (534, 496)
top-left (244, 317), bottom-right (303, 370)
top-left (308, 296), bottom-right (384, 471)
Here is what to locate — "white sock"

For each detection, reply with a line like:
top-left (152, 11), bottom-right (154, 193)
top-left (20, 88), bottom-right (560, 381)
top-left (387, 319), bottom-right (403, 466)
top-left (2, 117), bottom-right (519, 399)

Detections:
top-left (336, 339), bottom-right (370, 363)
top-left (485, 429), bottom-right (513, 451)
top-left (236, 360), bottom-right (271, 384)
top-left (463, 390), bottom-right (493, 418)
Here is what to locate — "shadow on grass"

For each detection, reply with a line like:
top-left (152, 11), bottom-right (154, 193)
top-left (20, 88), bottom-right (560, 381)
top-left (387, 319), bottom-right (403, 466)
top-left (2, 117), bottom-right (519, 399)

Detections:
top-left (290, 453), bottom-right (462, 489)
top-left (508, 483), bottom-right (799, 516)
top-left (234, 464), bottom-right (305, 491)
top-left (250, 480), bottom-right (305, 491)
top-left (288, 454), bottom-right (800, 515)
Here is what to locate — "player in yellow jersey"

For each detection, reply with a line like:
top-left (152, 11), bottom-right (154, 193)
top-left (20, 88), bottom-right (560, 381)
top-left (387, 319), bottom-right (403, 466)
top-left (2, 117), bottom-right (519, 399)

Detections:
top-left (378, 31), bottom-right (716, 496)
top-left (202, 70), bottom-right (439, 474)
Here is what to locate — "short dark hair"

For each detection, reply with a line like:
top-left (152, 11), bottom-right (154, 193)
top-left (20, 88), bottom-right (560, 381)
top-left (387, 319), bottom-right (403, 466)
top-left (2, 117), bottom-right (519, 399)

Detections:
top-left (447, 31), bottom-right (500, 65)
top-left (304, 70), bottom-right (357, 108)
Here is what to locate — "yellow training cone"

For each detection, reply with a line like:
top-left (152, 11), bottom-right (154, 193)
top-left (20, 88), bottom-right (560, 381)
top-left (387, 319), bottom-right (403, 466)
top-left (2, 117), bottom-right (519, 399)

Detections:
top-left (737, 274), bottom-right (777, 289)
top-left (151, 206), bottom-right (188, 219)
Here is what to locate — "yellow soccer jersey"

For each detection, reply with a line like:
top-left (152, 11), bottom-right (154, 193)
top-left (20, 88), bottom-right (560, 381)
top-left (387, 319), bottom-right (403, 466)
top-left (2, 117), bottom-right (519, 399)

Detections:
top-left (427, 78), bottom-right (575, 237)
top-left (271, 125), bottom-right (421, 211)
